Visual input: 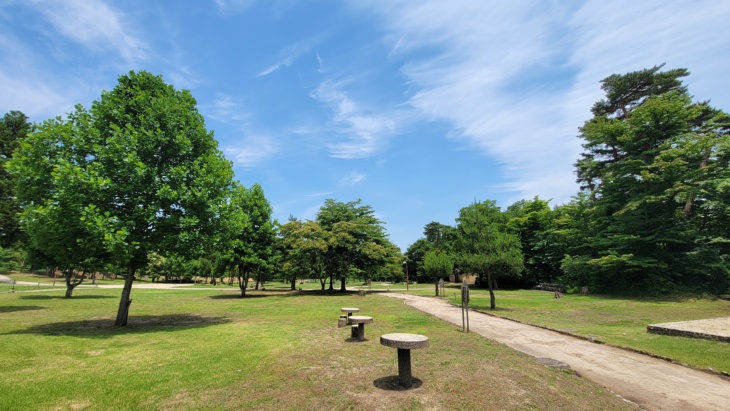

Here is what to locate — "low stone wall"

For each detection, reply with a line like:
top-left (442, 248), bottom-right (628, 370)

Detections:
top-left (647, 325), bottom-right (730, 343)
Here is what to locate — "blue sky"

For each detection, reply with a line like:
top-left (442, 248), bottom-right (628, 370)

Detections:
top-left (2, 1), bottom-right (729, 251)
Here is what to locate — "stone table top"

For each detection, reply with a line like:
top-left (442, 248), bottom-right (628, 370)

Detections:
top-left (341, 307), bottom-right (360, 313)
top-left (380, 333), bottom-right (429, 350)
top-left (348, 315), bottom-right (373, 324)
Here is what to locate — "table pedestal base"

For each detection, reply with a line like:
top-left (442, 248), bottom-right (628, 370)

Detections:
top-left (397, 348), bottom-right (412, 387)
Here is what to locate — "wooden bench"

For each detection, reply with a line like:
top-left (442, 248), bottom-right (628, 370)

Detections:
top-left (380, 333), bottom-right (429, 387)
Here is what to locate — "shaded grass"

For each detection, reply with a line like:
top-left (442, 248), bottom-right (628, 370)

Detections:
top-left (441, 287), bottom-right (730, 373)
top-left (0, 287), bottom-right (638, 410)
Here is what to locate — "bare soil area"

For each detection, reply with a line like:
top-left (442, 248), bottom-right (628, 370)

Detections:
top-left (383, 293), bottom-right (730, 411)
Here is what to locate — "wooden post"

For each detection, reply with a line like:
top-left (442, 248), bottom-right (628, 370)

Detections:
top-left (461, 280), bottom-right (470, 333)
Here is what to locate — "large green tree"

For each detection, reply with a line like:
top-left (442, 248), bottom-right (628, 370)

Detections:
top-left (404, 222), bottom-right (457, 283)
top-left (0, 111), bottom-right (31, 248)
top-left (10, 115), bottom-right (110, 297)
top-left (423, 221), bottom-right (457, 252)
top-left (404, 238), bottom-right (431, 282)
top-left (454, 200), bottom-right (523, 309)
top-left (280, 218), bottom-right (328, 290)
top-left (316, 199), bottom-right (393, 291)
top-left (422, 249), bottom-right (453, 296)
top-left (505, 197), bottom-right (561, 287)
top-left (10, 71), bottom-right (234, 323)
top-left (225, 183), bottom-right (276, 297)
top-left (571, 65), bottom-right (730, 294)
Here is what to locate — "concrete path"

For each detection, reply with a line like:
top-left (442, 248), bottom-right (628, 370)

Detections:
top-left (382, 293), bottom-right (730, 411)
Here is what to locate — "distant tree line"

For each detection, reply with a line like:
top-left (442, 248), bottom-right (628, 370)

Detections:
top-left (405, 64), bottom-right (730, 300)
top-left (2, 64), bottom-right (728, 321)
top-left (1, 71), bottom-right (403, 325)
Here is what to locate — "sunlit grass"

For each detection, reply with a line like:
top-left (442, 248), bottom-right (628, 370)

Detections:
top-left (442, 286), bottom-right (730, 373)
top-left (0, 287), bottom-right (636, 410)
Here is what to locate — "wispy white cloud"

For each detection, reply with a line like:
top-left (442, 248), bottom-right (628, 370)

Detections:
top-left (202, 94), bottom-right (252, 124)
top-left (358, 0), bottom-right (730, 205)
top-left (305, 190), bottom-right (339, 197)
top-left (340, 172), bottom-right (366, 187)
top-left (258, 36), bottom-right (323, 77)
top-left (204, 94), bottom-right (279, 167)
top-left (316, 48), bottom-right (324, 73)
top-left (311, 80), bottom-right (399, 159)
top-left (566, 1), bottom-right (730, 112)
top-left (29, 0), bottom-right (147, 63)
top-left (213, 0), bottom-right (257, 16)
top-left (222, 134), bottom-right (279, 168)
top-left (0, 69), bottom-right (74, 118)
top-left (0, 0), bottom-right (148, 119)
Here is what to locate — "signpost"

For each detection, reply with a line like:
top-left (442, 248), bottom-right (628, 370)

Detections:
top-left (461, 280), bottom-right (470, 333)
top-left (403, 261), bottom-right (409, 291)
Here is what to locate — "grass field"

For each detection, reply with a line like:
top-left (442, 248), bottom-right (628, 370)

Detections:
top-left (435, 285), bottom-right (730, 374)
top-left (0, 286), bottom-right (638, 411)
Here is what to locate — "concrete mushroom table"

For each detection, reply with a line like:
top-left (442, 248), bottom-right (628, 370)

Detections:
top-left (348, 315), bottom-right (373, 341)
top-left (341, 307), bottom-right (360, 324)
top-left (380, 333), bottom-right (429, 388)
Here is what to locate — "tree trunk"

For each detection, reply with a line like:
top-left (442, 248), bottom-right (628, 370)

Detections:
top-left (290, 276), bottom-right (296, 291)
top-left (487, 271), bottom-right (495, 309)
top-left (328, 273), bottom-right (334, 290)
top-left (435, 282), bottom-right (439, 296)
top-left (238, 269), bottom-right (248, 297)
top-left (64, 269), bottom-right (84, 298)
top-left (684, 150), bottom-right (711, 219)
top-left (339, 275), bottom-right (346, 292)
top-left (64, 270), bottom-right (76, 298)
top-left (115, 265), bottom-right (136, 326)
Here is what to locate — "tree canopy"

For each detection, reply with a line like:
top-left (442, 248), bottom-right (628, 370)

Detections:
top-left (9, 71), bottom-right (234, 322)
top-left (0, 111), bottom-right (31, 248)
top-left (455, 201), bottom-right (523, 308)
top-left (316, 199), bottom-right (396, 291)
top-left (569, 65), bottom-right (730, 294)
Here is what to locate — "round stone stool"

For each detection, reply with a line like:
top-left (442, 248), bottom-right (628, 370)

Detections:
top-left (348, 316), bottom-right (373, 341)
top-left (380, 333), bottom-right (429, 387)
top-left (341, 307), bottom-right (360, 324)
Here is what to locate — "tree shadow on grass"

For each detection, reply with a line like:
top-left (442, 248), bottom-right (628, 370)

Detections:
top-left (0, 305), bottom-right (45, 313)
top-left (6, 314), bottom-right (231, 339)
top-left (209, 293), bottom-right (283, 300)
top-left (282, 289), bottom-right (362, 298)
top-left (19, 295), bottom-right (116, 300)
top-left (470, 306), bottom-right (515, 313)
top-left (373, 376), bottom-right (423, 391)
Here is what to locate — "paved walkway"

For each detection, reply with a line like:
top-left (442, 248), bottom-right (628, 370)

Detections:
top-left (382, 293), bottom-right (730, 411)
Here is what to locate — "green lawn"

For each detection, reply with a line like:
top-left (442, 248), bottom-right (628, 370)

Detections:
top-left (0, 286), bottom-right (637, 411)
top-left (438, 286), bottom-right (730, 374)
